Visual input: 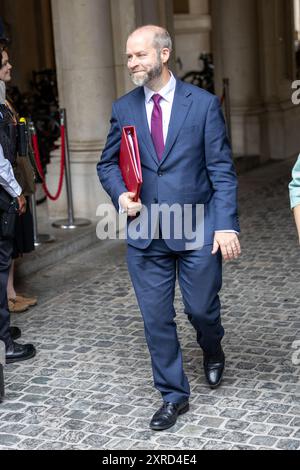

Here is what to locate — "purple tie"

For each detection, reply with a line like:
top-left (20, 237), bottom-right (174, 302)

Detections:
top-left (151, 94), bottom-right (165, 161)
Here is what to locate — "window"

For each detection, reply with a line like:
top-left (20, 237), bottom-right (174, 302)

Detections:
top-left (173, 0), bottom-right (189, 14)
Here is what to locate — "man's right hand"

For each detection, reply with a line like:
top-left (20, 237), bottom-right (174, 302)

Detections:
top-left (17, 194), bottom-right (26, 215)
top-left (119, 192), bottom-right (142, 217)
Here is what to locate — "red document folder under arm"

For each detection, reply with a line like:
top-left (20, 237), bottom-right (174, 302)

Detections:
top-left (119, 126), bottom-right (142, 202)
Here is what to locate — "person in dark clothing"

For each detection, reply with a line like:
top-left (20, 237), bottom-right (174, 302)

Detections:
top-left (0, 42), bottom-right (36, 363)
top-left (0, 37), bottom-right (37, 314)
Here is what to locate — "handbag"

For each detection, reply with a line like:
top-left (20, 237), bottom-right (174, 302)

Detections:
top-left (0, 189), bottom-right (19, 239)
top-left (13, 155), bottom-right (35, 195)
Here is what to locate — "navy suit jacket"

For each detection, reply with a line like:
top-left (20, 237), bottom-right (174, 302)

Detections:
top-left (97, 79), bottom-right (239, 251)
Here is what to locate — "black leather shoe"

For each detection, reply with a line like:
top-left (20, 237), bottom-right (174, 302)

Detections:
top-left (203, 348), bottom-right (225, 389)
top-left (9, 326), bottom-right (21, 341)
top-left (150, 401), bottom-right (189, 431)
top-left (6, 341), bottom-right (36, 364)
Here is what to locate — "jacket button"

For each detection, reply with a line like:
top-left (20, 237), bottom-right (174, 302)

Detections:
top-left (158, 172), bottom-right (163, 176)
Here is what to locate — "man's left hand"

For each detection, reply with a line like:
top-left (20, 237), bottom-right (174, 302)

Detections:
top-left (212, 232), bottom-right (241, 261)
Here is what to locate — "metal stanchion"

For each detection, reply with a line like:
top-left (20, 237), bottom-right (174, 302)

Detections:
top-left (223, 78), bottom-right (232, 145)
top-left (0, 340), bottom-right (5, 402)
top-left (52, 109), bottom-right (91, 229)
top-left (30, 193), bottom-right (55, 247)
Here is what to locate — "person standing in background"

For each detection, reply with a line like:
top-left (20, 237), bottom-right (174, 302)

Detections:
top-left (0, 37), bottom-right (37, 314)
top-left (289, 155), bottom-right (300, 241)
top-left (0, 42), bottom-right (36, 363)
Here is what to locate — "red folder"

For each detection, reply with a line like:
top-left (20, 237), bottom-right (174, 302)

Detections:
top-left (119, 126), bottom-right (142, 202)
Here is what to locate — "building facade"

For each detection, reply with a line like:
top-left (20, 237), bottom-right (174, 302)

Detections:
top-left (0, 0), bottom-right (300, 220)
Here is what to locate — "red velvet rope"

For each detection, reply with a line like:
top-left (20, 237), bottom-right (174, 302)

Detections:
top-left (220, 91), bottom-right (225, 106)
top-left (31, 125), bottom-right (65, 201)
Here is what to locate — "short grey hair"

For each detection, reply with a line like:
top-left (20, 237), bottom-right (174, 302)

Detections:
top-left (129, 25), bottom-right (173, 54)
top-left (153, 28), bottom-right (173, 53)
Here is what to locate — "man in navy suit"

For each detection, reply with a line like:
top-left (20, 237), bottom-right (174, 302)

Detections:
top-left (97, 25), bottom-right (241, 431)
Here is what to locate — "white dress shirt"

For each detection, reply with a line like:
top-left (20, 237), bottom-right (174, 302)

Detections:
top-left (0, 143), bottom-right (22, 197)
top-left (144, 72), bottom-right (176, 143)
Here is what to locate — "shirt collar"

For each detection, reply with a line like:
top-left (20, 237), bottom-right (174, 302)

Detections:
top-left (144, 71), bottom-right (176, 104)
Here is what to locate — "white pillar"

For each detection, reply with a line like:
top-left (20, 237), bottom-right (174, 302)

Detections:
top-left (174, 0), bottom-right (211, 76)
top-left (211, 0), bottom-right (263, 160)
top-left (48, 0), bottom-right (117, 220)
top-left (258, 0), bottom-right (300, 160)
top-left (110, 0), bottom-right (175, 96)
top-left (110, 0), bottom-right (137, 97)
top-left (212, 0), bottom-right (300, 162)
top-left (189, 0), bottom-right (209, 15)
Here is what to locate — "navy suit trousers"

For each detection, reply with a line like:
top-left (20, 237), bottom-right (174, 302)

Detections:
top-left (127, 237), bottom-right (224, 404)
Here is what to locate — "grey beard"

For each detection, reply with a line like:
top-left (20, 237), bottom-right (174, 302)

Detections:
top-left (130, 61), bottom-right (163, 87)
top-left (0, 80), bottom-right (6, 104)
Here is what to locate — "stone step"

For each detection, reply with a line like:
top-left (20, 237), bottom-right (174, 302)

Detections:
top-left (16, 220), bottom-right (98, 277)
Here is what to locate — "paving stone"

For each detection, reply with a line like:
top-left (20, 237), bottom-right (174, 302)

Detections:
top-left (110, 405), bottom-right (136, 416)
top-left (20, 425), bottom-right (46, 437)
top-left (107, 426), bottom-right (135, 438)
top-left (80, 434), bottom-right (111, 449)
top-left (249, 436), bottom-right (278, 447)
top-left (18, 438), bottom-right (45, 450)
top-left (0, 412), bottom-right (26, 423)
top-left (38, 441), bottom-right (72, 450)
top-left (290, 417), bottom-right (300, 427)
top-left (276, 439), bottom-right (300, 450)
top-left (64, 410), bottom-right (90, 420)
top-left (104, 438), bottom-right (137, 449)
top-left (220, 409), bottom-right (247, 420)
top-left (0, 423), bottom-right (27, 434)
top-left (231, 444), bottom-right (257, 450)
top-left (0, 433), bottom-right (22, 446)
top-left (292, 429), bottom-right (300, 439)
top-left (62, 431), bottom-right (87, 444)
top-left (0, 159), bottom-right (299, 451)
top-left (266, 414), bottom-right (293, 426)
top-left (269, 426), bottom-right (295, 438)
top-left (179, 424), bottom-right (205, 437)
top-left (224, 419), bottom-right (249, 432)
top-left (202, 440), bottom-right (232, 450)
top-left (198, 416), bottom-right (225, 428)
top-left (180, 437), bottom-right (207, 449)
top-left (200, 428), bottom-right (228, 441)
top-left (84, 423), bottom-right (112, 434)
top-left (247, 423), bottom-right (272, 435)
top-left (222, 431), bottom-right (252, 444)
top-left (40, 428), bottom-right (67, 441)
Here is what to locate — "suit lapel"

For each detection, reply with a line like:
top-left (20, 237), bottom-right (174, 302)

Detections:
top-left (128, 80), bottom-right (193, 167)
top-left (159, 80), bottom-right (192, 166)
top-left (129, 88), bottom-right (158, 167)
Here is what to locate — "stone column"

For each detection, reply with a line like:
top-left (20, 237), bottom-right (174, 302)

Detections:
top-left (174, 0), bottom-right (211, 75)
top-left (258, 0), bottom-right (300, 160)
top-left (110, 0), bottom-right (175, 97)
top-left (189, 0), bottom-right (209, 15)
top-left (135, 0), bottom-right (175, 68)
top-left (110, 0), bottom-right (137, 97)
top-left (295, 0), bottom-right (300, 37)
top-left (1, 0), bottom-right (51, 90)
top-left (212, 0), bottom-right (300, 162)
top-left (211, 0), bottom-right (263, 161)
top-left (135, 0), bottom-right (167, 26)
top-left (49, 0), bottom-right (116, 220)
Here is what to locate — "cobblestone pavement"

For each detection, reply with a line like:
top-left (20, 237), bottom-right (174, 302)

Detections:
top-left (0, 158), bottom-right (300, 450)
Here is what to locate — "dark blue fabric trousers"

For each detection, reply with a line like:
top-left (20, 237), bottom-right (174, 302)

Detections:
top-left (127, 238), bottom-right (224, 404)
top-left (0, 238), bottom-right (12, 347)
